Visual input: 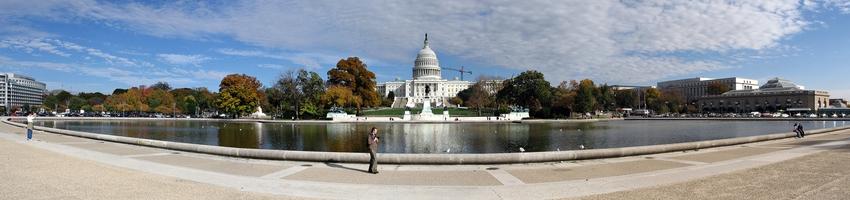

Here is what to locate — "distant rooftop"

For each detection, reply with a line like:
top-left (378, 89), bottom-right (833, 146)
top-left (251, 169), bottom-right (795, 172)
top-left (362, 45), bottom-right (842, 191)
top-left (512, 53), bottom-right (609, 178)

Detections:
top-left (759, 77), bottom-right (799, 90)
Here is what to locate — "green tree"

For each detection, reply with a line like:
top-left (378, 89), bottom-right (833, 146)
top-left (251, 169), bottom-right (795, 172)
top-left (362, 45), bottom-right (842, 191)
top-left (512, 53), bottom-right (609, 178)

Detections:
top-left (56, 90), bottom-right (72, 109)
top-left (275, 70), bottom-right (302, 119)
top-left (193, 87), bottom-right (216, 114)
top-left (660, 90), bottom-right (686, 113)
top-left (181, 95), bottom-right (198, 116)
top-left (644, 88), bottom-right (662, 113)
top-left (614, 89), bottom-right (637, 108)
top-left (69, 96), bottom-right (87, 111)
top-left (112, 88), bottom-right (128, 95)
top-left (552, 81), bottom-right (577, 118)
top-left (596, 84), bottom-right (615, 111)
top-left (150, 81), bottom-right (172, 91)
top-left (43, 93), bottom-right (59, 112)
top-left (574, 79), bottom-right (597, 114)
top-left (327, 57), bottom-right (378, 114)
top-left (496, 70), bottom-right (552, 118)
top-left (216, 74), bottom-right (264, 118)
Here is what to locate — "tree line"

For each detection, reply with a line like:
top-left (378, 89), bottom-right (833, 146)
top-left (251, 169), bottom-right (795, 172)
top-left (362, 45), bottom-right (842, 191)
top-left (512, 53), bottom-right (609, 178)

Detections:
top-left (37, 56), bottom-right (695, 119)
top-left (453, 71), bottom-right (696, 118)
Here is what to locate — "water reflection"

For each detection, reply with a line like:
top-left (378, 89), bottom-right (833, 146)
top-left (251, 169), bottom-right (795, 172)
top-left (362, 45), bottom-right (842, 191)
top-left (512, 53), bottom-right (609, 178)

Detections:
top-left (34, 120), bottom-right (848, 154)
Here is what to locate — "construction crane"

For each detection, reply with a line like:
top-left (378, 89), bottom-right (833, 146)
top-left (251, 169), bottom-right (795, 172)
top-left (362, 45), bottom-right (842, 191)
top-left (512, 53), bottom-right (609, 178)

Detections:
top-left (443, 66), bottom-right (472, 81)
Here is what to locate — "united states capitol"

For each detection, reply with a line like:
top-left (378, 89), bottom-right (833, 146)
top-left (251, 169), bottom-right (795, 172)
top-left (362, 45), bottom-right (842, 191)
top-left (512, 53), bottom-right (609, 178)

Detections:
top-left (376, 34), bottom-right (502, 109)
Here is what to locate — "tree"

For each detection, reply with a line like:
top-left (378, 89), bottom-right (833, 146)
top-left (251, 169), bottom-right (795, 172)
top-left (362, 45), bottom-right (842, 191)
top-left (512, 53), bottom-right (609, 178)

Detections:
top-left (387, 91), bottom-right (395, 100)
top-left (496, 70), bottom-right (552, 118)
top-left (327, 57), bottom-right (378, 114)
top-left (112, 88), bottom-right (129, 95)
top-left (56, 90), bottom-right (72, 108)
top-left (323, 85), bottom-right (355, 108)
top-left (596, 84), bottom-right (615, 111)
top-left (457, 87), bottom-right (474, 103)
top-left (181, 95), bottom-right (198, 116)
top-left (298, 70), bottom-right (325, 104)
top-left (216, 74), bottom-right (264, 118)
top-left (382, 91), bottom-right (396, 107)
top-left (272, 69), bottom-right (325, 119)
top-left (449, 97), bottom-right (463, 106)
top-left (150, 81), bottom-right (172, 91)
top-left (644, 88), bottom-right (662, 113)
top-left (706, 82), bottom-right (731, 95)
top-left (193, 87), bottom-right (216, 114)
top-left (552, 81), bottom-right (577, 118)
top-left (43, 93), bottom-right (60, 112)
top-left (92, 104), bottom-right (106, 113)
top-left (275, 70), bottom-right (302, 118)
top-left (69, 96), bottom-right (87, 111)
top-left (574, 79), bottom-right (597, 114)
top-left (614, 89), bottom-right (637, 108)
top-left (78, 92), bottom-right (107, 106)
top-left (660, 90), bottom-right (686, 113)
top-left (465, 81), bottom-right (493, 116)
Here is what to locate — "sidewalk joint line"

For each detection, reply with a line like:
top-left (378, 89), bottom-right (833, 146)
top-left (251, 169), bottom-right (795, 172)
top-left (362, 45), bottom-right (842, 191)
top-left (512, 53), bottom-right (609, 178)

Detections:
top-left (261, 165), bottom-right (310, 179)
top-left (486, 169), bottom-right (525, 186)
top-left (124, 152), bottom-right (175, 158)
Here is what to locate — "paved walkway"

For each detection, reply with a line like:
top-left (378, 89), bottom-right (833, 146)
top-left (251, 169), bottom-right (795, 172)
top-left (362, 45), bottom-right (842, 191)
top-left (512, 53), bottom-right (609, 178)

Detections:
top-left (2, 122), bottom-right (850, 199)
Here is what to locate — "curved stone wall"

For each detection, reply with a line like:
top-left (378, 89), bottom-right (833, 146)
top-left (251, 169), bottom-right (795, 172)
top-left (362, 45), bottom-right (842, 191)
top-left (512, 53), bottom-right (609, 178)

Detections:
top-left (6, 118), bottom-right (848, 164)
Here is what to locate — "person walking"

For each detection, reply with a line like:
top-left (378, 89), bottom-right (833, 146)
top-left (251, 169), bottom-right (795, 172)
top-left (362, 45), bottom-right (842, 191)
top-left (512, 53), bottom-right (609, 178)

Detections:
top-left (26, 112), bottom-right (35, 141)
top-left (367, 127), bottom-right (380, 174)
top-left (793, 123), bottom-right (801, 138)
top-left (797, 123), bottom-right (805, 138)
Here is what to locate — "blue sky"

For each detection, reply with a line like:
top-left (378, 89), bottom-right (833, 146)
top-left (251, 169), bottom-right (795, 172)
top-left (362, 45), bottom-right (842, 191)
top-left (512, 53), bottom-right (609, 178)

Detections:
top-left (1, 1), bottom-right (849, 98)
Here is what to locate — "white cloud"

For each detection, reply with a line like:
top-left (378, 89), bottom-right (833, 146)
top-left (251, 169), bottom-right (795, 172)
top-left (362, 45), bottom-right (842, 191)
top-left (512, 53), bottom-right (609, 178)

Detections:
top-left (0, 38), bottom-right (138, 66)
top-left (3, 0), bottom-right (849, 84)
top-left (217, 48), bottom-right (338, 69)
top-left (257, 64), bottom-right (285, 69)
top-left (0, 55), bottom-right (74, 72)
top-left (157, 53), bottom-right (210, 66)
top-left (0, 38), bottom-right (70, 56)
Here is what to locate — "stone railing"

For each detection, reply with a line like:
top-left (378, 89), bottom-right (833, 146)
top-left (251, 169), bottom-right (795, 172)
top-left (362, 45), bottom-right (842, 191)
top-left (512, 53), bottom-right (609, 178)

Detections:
top-left (5, 118), bottom-right (849, 164)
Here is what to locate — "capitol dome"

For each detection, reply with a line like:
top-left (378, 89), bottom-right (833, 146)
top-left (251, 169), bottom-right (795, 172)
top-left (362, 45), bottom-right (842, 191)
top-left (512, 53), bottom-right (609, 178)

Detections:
top-left (413, 34), bottom-right (441, 80)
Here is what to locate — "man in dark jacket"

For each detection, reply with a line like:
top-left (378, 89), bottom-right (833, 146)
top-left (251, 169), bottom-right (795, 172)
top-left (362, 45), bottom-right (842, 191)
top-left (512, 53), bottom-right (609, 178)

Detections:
top-left (367, 127), bottom-right (380, 174)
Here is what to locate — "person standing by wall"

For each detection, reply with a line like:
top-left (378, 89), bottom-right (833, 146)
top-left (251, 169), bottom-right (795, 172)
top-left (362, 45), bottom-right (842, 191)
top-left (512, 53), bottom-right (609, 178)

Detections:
top-left (367, 127), bottom-right (380, 174)
top-left (797, 123), bottom-right (805, 138)
top-left (26, 112), bottom-right (35, 141)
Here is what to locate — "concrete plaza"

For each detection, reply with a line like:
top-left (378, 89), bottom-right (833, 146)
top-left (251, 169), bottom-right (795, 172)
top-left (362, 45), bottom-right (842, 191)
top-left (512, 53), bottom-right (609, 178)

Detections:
top-left (1, 122), bottom-right (849, 199)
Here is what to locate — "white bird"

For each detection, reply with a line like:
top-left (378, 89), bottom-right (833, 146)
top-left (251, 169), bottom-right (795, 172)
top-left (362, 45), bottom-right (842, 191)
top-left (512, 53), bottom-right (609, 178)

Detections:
top-left (519, 147), bottom-right (526, 152)
top-left (579, 145), bottom-right (585, 150)
top-left (559, 129), bottom-right (563, 132)
top-left (446, 148), bottom-right (451, 153)
top-left (556, 148), bottom-right (560, 151)
top-left (577, 129), bottom-right (582, 131)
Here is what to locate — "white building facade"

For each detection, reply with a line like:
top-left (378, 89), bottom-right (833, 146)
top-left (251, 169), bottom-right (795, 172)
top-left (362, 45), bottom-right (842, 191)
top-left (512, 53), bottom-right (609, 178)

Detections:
top-left (657, 77), bottom-right (759, 103)
top-left (377, 34), bottom-right (474, 107)
top-left (1, 73), bottom-right (47, 112)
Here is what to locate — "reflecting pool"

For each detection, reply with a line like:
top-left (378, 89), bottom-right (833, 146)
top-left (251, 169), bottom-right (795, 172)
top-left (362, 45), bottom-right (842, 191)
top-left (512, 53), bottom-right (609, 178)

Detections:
top-left (33, 120), bottom-right (847, 154)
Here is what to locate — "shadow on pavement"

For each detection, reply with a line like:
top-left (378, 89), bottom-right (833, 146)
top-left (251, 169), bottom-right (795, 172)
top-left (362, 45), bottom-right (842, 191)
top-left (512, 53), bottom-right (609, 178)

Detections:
top-left (324, 162), bottom-right (371, 173)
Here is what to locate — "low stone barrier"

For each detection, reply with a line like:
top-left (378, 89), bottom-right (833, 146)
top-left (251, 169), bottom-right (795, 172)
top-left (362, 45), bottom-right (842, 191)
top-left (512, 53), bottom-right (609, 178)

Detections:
top-left (626, 117), bottom-right (850, 121)
top-left (5, 118), bottom-right (849, 164)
